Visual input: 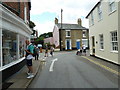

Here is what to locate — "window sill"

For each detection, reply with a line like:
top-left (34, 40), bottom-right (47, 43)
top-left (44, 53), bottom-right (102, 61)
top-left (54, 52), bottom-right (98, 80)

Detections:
top-left (66, 36), bottom-right (71, 37)
top-left (110, 51), bottom-right (118, 54)
top-left (98, 18), bottom-right (103, 22)
top-left (108, 10), bottom-right (116, 16)
top-left (99, 49), bottom-right (104, 51)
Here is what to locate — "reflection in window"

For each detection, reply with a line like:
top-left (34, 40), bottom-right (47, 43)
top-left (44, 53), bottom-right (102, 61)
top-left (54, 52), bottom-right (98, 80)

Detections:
top-left (2, 30), bottom-right (17, 66)
top-left (19, 35), bottom-right (26, 58)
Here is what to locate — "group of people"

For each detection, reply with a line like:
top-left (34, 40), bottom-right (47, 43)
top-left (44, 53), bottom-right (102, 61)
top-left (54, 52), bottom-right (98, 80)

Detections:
top-left (44, 44), bottom-right (54, 57)
top-left (25, 40), bottom-right (54, 79)
top-left (25, 40), bottom-right (86, 79)
top-left (76, 44), bottom-right (87, 56)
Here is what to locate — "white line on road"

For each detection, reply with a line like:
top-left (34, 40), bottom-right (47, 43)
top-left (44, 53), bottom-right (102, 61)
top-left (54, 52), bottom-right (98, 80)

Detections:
top-left (49, 58), bottom-right (58, 72)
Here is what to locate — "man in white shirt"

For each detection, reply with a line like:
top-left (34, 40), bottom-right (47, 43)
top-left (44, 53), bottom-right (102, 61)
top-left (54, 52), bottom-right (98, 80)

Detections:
top-left (25, 40), bottom-right (34, 78)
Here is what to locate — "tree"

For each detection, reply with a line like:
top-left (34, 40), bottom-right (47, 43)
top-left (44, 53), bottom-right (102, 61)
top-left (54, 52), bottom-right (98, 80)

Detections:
top-left (39, 32), bottom-right (53, 38)
top-left (29, 21), bottom-right (36, 29)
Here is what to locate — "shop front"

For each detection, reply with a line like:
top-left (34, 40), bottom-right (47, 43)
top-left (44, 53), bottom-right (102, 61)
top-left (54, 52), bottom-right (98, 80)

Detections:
top-left (0, 4), bottom-right (32, 82)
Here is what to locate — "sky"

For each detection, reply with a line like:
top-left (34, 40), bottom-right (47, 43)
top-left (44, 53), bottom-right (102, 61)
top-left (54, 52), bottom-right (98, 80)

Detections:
top-left (30, 0), bottom-right (99, 36)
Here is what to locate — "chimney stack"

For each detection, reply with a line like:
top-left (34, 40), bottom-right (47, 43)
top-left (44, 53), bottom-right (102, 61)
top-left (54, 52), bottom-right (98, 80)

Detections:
top-left (55, 18), bottom-right (58, 24)
top-left (77, 18), bottom-right (82, 26)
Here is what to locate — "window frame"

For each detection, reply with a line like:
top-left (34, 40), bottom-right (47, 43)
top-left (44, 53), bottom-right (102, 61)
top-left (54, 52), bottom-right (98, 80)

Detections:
top-left (110, 31), bottom-right (118, 52)
top-left (66, 30), bottom-right (71, 37)
top-left (91, 12), bottom-right (94, 25)
top-left (99, 34), bottom-right (104, 50)
top-left (98, 3), bottom-right (102, 21)
top-left (109, 0), bottom-right (116, 13)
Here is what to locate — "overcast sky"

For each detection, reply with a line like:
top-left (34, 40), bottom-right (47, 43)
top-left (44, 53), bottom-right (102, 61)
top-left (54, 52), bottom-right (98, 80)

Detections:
top-left (30, 0), bottom-right (99, 36)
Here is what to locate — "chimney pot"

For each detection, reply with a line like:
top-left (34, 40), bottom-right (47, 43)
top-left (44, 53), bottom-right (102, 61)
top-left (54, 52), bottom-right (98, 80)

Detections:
top-left (55, 18), bottom-right (58, 24)
top-left (77, 18), bottom-right (82, 26)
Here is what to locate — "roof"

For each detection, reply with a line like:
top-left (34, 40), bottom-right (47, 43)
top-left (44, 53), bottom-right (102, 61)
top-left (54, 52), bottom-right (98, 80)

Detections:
top-left (86, 1), bottom-right (100, 18)
top-left (56, 23), bottom-right (88, 30)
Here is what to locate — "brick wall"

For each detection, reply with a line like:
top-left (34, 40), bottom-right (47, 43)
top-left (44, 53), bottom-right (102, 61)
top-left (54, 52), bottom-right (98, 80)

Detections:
top-left (61, 29), bottom-right (89, 50)
top-left (2, 1), bottom-right (31, 21)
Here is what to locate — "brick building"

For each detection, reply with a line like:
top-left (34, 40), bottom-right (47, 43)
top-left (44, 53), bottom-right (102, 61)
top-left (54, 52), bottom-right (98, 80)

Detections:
top-left (0, 1), bottom-right (32, 83)
top-left (2, 1), bottom-right (31, 23)
top-left (53, 18), bottom-right (89, 51)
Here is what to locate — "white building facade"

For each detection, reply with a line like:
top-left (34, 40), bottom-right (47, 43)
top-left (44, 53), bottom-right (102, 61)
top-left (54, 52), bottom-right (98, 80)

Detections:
top-left (0, 4), bottom-right (32, 82)
top-left (86, 0), bottom-right (120, 64)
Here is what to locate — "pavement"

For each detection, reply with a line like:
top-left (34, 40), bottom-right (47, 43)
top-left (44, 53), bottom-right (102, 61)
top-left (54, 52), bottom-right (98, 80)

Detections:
top-left (2, 50), bottom-right (120, 89)
top-left (3, 53), bottom-right (45, 89)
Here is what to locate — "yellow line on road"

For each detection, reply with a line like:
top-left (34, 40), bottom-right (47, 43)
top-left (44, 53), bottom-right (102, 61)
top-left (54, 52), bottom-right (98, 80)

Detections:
top-left (81, 56), bottom-right (120, 76)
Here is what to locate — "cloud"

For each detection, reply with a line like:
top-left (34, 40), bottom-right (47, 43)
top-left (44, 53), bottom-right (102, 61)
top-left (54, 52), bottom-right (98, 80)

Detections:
top-left (31, 0), bottom-right (99, 35)
top-left (34, 21), bottom-right (54, 35)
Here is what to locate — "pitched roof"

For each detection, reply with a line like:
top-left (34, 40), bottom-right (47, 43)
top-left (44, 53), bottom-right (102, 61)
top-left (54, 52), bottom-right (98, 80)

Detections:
top-left (86, 1), bottom-right (101, 18)
top-left (56, 23), bottom-right (88, 30)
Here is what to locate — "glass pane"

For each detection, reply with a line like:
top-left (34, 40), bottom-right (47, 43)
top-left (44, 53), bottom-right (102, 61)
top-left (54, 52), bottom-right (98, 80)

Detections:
top-left (19, 35), bottom-right (26, 58)
top-left (2, 30), bottom-right (17, 66)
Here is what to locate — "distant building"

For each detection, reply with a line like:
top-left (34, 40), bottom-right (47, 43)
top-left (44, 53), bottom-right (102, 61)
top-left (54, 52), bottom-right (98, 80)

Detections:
top-left (53, 18), bottom-right (89, 51)
top-left (0, 1), bottom-right (32, 82)
top-left (44, 37), bottom-right (54, 45)
top-left (86, 0), bottom-right (120, 64)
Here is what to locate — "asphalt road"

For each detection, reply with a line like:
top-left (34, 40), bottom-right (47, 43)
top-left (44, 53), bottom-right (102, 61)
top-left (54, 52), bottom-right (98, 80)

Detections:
top-left (28, 51), bottom-right (119, 88)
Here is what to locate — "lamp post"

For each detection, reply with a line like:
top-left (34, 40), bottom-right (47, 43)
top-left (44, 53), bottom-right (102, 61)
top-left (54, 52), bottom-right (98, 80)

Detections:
top-left (60, 9), bottom-right (63, 51)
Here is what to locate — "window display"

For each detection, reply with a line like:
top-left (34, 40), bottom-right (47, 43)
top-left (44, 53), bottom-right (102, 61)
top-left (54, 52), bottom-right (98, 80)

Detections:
top-left (19, 35), bottom-right (26, 58)
top-left (2, 30), bottom-right (17, 66)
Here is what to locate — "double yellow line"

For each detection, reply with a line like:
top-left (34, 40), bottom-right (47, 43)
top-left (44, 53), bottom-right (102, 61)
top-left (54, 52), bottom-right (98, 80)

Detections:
top-left (82, 56), bottom-right (120, 76)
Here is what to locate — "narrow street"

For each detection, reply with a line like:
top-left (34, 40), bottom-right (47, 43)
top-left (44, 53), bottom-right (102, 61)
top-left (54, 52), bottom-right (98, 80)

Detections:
top-left (28, 51), bottom-right (119, 88)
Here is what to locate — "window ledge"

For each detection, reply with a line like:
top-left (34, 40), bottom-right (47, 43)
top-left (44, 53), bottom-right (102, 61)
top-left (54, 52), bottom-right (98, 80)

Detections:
top-left (99, 49), bottom-right (104, 51)
top-left (66, 36), bottom-right (71, 37)
top-left (109, 10), bottom-right (116, 16)
top-left (110, 51), bottom-right (118, 54)
top-left (98, 18), bottom-right (103, 22)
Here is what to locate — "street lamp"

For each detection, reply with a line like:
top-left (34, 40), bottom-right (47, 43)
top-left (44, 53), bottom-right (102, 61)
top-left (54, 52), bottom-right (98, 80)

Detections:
top-left (60, 9), bottom-right (63, 51)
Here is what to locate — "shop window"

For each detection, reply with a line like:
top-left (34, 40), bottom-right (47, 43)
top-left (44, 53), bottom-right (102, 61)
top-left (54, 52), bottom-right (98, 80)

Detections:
top-left (19, 35), bottom-right (26, 58)
top-left (2, 30), bottom-right (17, 66)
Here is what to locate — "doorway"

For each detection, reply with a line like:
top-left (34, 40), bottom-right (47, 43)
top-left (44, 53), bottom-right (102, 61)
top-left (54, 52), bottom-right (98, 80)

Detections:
top-left (92, 36), bottom-right (95, 55)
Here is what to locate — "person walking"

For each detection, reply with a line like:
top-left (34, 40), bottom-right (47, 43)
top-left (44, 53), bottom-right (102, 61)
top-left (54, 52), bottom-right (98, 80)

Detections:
top-left (44, 44), bottom-right (48, 57)
top-left (25, 40), bottom-right (34, 78)
top-left (34, 46), bottom-right (39, 60)
top-left (50, 46), bottom-right (54, 57)
top-left (82, 44), bottom-right (87, 56)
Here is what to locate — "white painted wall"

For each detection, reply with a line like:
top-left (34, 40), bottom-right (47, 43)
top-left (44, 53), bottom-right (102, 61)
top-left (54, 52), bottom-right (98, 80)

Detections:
top-left (88, 1), bottom-right (119, 64)
top-left (53, 25), bottom-right (60, 48)
top-left (0, 4), bottom-right (32, 70)
top-left (118, 1), bottom-right (120, 64)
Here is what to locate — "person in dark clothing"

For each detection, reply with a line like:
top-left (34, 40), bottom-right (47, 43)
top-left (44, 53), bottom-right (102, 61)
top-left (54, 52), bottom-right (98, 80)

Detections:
top-left (34, 46), bottom-right (39, 60)
top-left (50, 46), bottom-right (54, 57)
top-left (44, 44), bottom-right (48, 57)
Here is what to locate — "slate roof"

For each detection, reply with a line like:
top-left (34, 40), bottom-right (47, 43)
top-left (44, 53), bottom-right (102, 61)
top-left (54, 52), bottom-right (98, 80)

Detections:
top-left (56, 23), bottom-right (88, 30)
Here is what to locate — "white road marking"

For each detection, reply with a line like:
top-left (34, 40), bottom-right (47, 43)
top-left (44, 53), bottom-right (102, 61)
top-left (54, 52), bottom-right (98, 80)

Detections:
top-left (49, 58), bottom-right (58, 72)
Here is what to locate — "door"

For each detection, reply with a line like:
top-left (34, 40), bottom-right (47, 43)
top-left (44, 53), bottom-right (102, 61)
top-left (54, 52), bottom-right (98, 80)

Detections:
top-left (76, 41), bottom-right (80, 49)
top-left (92, 36), bottom-right (95, 55)
top-left (66, 39), bottom-right (71, 50)
top-left (67, 40), bottom-right (70, 50)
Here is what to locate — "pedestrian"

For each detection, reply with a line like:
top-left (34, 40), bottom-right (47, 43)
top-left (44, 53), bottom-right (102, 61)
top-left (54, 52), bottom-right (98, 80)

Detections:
top-left (76, 49), bottom-right (80, 55)
top-left (82, 44), bottom-right (86, 56)
top-left (50, 46), bottom-right (54, 57)
top-left (44, 44), bottom-right (48, 57)
top-left (34, 46), bottom-right (40, 60)
top-left (25, 40), bottom-right (34, 78)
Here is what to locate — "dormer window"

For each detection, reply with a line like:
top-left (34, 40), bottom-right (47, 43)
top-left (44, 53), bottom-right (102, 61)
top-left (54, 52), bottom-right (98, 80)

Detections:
top-left (66, 30), bottom-right (71, 37)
